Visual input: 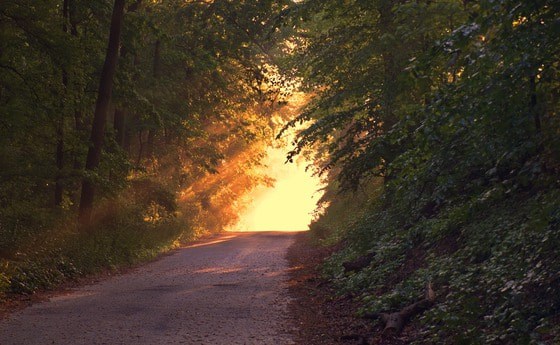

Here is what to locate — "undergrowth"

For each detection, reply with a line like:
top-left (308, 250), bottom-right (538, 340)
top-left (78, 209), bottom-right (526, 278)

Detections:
top-left (313, 177), bottom-right (560, 344)
top-left (0, 180), bottom-right (190, 297)
top-left (309, 177), bottom-right (384, 246)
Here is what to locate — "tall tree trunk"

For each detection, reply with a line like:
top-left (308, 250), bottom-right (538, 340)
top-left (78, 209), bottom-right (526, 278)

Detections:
top-left (146, 39), bottom-right (161, 160)
top-left (123, 120), bottom-right (132, 153)
top-left (113, 36), bottom-right (129, 150)
top-left (78, 0), bottom-right (126, 224)
top-left (68, 0), bottom-right (83, 183)
top-left (530, 75), bottom-right (541, 134)
top-left (153, 39), bottom-right (161, 78)
top-left (55, 122), bottom-right (64, 206)
top-left (55, 0), bottom-right (70, 207)
top-left (68, 0), bottom-right (78, 36)
top-left (147, 129), bottom-right (155, 159)
top-left (113, 1), bottom-right (143, 151)
top-left (378, 0), bottom-right (399, 129)
top-left (136, 130), bottom-right (144, 166)
top-left (378, 0), bottom-right (401, 183)
top-left (530, 74), bottom-right (544, 154)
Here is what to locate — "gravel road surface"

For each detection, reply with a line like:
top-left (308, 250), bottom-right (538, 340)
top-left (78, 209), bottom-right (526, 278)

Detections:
top-left (0, 231), bottom-right (297, 345)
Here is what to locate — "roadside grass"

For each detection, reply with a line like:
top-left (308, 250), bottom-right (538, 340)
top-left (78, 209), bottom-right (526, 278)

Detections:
top-left (0, 196), bottom-right (191, 297)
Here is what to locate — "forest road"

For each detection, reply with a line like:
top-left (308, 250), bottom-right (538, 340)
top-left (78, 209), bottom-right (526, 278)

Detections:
top-left (0, 231), bottom-right (298, 345)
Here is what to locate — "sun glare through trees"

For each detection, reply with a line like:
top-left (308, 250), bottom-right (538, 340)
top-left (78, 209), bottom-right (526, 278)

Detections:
top-left (228, 144), bottom-right (324, 232)
top-left (227, 91), bottom-right (325, 232)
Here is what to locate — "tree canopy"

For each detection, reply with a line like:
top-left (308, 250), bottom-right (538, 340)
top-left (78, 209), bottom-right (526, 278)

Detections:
top-left (0, 0), bottom-right (290, 224)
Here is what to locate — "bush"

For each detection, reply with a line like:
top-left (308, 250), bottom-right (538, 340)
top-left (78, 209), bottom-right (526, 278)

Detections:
top-left (318, 178), bottom-right (560, 344)
top-left (0, 178), bottom-right (189, 296)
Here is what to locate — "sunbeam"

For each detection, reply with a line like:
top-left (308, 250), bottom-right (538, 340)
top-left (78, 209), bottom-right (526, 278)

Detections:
top-left (229, 141), bottom-right (324, 232)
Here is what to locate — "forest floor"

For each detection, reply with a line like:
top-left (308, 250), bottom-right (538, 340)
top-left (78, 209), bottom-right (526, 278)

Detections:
top-left (286, 231), bottom-right (419, 345)
top-left (286, 231), bottom-right (374, 344)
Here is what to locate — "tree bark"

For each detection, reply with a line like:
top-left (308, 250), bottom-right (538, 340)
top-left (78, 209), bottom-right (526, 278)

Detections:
top-left (530, 75), bottom-right (541, 134)
top-left (153, 39), bottom-right (161, 78)
top-left (136, 130), bottom-right (144, 166)
top-left (55, 0), bottom-right (70, 207)
top-left (78, 0), bottom-right (126, 224)
top-left (55, 123), bottom-right (64, 206)
top-left (378, 0), bottom-right (399, 129)
top-left (378, 0), bottom-right (402, 183)
top-left (145, 39), bottom-right (161, 160)
top-left (113, 1), bottom-right (142, 151)
top-left (123, 121), bottom-right (132, 153)
top-left (114, 108), bottom-right (126, 147)
top-left (147, 129), bottom-right (155, 159)
top-left (68, 0), bottom-right (78, 35)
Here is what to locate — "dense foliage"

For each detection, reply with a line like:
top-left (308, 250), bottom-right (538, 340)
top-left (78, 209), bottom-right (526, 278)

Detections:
top-left (287, 0), bottom-right (560, 343)
top-left (0, 0), bottom-right (289, 295)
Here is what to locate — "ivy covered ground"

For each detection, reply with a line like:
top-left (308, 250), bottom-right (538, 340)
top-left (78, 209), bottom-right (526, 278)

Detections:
top-left (283, 1), bottom-right (560, 343)
top-left (310, 181), bottom-right (560, 344)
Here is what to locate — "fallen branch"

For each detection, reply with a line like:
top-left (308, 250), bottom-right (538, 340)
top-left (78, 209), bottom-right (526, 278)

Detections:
top-left (377, 282), bottom-right (436, 334)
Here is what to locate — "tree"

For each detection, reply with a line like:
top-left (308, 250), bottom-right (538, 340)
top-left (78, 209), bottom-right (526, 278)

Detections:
top-left (280, 0), bottom-right (468, 189)
top-left (0, 0), bottom-right (289, 239)
top-left (78, 0), bottom-right (126, 223)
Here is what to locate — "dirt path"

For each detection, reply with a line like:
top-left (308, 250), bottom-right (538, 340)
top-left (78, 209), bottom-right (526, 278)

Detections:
top-left (286, 232), bottom-right (375, 345)
top-left (0, 231), bottom-right (297, 345)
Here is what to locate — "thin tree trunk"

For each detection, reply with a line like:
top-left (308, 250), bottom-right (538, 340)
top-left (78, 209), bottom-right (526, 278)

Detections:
top-left (55, 123), bottom-right (64, 206)
top-left (72, 109), bottom-right (84, 200)
top-left (55, 0), bottom-right (70, 207)
top-left (73, 110), bottom-right (84, 149)
top-left (113, 36), bottom-right (129, 150)
top-left (69, 0), bottom-right (78, 36)
top-left (378, 0), bottom-right (401, 183)
top-left (136, 130), bottom-right (144, 166)
top-left (124, 120), bottom-right (132, 153)
top-left (153, 39), bottom-right (161, 78)
top-left (114, 108), bottom-right (126, 147)
top-left (530, 75), bottom-right (541, 134)
top-left (67, 0), bottom-right (82, 173)
top-left (146, 39), bottom-right (161, 160)
top-left (378, 0), bottom-right (399, 129)
top-left (78, 0), bottom-right (126, 224)
top-left (147, 129), bottom-right (155, 159)
top-left (113, 1), bottom-right (143, 152)
top-left (164, 128), bottom-right (172, 145)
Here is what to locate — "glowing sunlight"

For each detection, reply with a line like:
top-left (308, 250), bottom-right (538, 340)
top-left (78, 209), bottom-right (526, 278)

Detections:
top-left (230, 145), bottom-right (324, 232)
